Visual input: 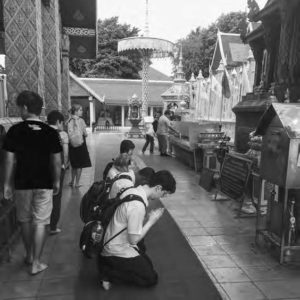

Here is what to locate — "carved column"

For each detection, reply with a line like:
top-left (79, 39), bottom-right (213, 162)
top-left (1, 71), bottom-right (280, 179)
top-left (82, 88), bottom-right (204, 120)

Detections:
top-left (4, 0), bottom-right (44, 116)
top-left (61, 34), bottom-right (70, 116)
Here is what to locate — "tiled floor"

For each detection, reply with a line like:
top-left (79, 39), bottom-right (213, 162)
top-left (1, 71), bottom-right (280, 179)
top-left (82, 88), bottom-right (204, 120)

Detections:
top-left (1, 133), bottom-right (300, 300)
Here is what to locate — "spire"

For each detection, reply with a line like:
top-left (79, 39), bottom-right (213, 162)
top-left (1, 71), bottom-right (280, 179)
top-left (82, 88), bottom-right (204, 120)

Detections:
top-left (144, 0), bottom-right (149, 37)
top-left (174, 44), bottom-right (186, 83)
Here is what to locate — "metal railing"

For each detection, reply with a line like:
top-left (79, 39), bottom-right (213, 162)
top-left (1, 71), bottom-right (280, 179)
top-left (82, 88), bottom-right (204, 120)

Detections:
top-left (93, 125), bottom-right (123, 132)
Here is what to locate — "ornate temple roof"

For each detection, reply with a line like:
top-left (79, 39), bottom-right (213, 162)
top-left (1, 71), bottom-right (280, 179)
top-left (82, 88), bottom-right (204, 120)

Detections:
top-left (210, 31), bottom-right (251, 71)
top-left (70, 73), bottom-right (172, 106)
top-left (161, 46), bottom-right (190, 101)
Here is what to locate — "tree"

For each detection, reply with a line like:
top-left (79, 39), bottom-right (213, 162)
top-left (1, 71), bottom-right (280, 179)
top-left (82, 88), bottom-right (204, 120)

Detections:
top-left (70, 17), bottom-right (143, 79)
top-left (177, 11), bottom-right (247, 79)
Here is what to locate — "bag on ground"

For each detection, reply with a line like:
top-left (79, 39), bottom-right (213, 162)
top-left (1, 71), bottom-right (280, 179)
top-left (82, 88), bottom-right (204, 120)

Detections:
top-left (79, 173), bottom-right (133, 223)
top-left (79, 192), bottom-right (145, 258)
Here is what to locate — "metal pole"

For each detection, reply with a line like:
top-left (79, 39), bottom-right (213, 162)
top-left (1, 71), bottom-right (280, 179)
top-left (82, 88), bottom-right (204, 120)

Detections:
top-left (141, 55), bottom-right (150, 118)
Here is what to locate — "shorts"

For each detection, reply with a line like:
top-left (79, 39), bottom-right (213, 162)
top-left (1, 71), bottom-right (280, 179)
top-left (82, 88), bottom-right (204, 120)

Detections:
top-left (14, 189), bottom-right (53, 225)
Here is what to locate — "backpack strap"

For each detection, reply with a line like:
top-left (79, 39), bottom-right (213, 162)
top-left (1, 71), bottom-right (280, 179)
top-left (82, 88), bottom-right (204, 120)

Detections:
top-left (102, 194), bottom-right (145, 247)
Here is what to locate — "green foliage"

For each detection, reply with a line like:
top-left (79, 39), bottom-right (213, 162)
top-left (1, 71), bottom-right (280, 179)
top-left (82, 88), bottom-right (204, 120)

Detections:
top-left (178, 11), bottom-right (247, 79)
top-left (69, 17), bottom-right (143, 79)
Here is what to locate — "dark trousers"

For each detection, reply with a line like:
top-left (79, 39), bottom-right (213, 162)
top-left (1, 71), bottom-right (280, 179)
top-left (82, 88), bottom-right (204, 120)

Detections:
top-left (50, 169), bottom-right (65, 231)
top-left (142, 134), bottom-right (154, 153)
top-left (157, 134), bottom-right (168, 154)
top-left (98, 249), bottom-right (157, 287)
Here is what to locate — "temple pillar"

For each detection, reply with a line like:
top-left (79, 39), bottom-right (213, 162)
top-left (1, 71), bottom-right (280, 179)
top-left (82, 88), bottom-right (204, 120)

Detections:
top-left (61, 34), bottom-right (70, 116)
top-left (89, 96), bottom-right (95, 128)
top-left (121, 105), bottom-right (125, 127)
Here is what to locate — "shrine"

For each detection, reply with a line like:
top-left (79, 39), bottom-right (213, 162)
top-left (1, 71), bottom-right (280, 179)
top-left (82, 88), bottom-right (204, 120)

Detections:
top-left (233, 0), bottom-right (300, 152)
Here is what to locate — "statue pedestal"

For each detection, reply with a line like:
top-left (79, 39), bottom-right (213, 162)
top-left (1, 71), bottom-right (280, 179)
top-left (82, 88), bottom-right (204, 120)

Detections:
top-left (232, 92), bottom-right (274, 153)
top-left (127, 119), bottom-right (144, 139)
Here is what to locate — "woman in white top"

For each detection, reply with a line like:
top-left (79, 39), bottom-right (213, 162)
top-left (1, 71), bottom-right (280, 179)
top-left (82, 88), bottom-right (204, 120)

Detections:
top-left (67, 104), bottom-right (91, 187)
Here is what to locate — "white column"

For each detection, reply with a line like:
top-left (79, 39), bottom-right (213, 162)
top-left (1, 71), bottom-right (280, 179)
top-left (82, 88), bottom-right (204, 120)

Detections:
top-left (89, 96), bottom-right (95, 129)
top-left (150, 106), bottom-right (154, 116)
top-left (121, 105), bottom-right (125, 127)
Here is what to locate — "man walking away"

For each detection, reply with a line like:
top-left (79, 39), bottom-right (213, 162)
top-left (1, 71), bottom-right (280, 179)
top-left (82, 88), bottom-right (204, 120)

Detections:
top-left (142, 122), bottom-right (155, 154)
top-left (47, 110), bottom-right (69, 235)
top-left (3, 91), bottom-right (62, 275)
top-left (156, 110), bottom-right (177, 157)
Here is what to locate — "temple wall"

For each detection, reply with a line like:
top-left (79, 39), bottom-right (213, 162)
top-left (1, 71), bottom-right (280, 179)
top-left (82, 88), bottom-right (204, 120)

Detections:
top-left (193, 60), bottom-right (255, 141)
top-left (4, 0), bottom-right (42, 116)
top-left (41, 0), bottom-right (60, 114)
top-left (3, 0), bottom-right (69, 117)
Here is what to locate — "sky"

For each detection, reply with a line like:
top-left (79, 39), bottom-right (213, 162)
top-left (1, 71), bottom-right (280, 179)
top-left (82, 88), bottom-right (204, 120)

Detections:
top-left (97, 0), bottom-right (267, 76)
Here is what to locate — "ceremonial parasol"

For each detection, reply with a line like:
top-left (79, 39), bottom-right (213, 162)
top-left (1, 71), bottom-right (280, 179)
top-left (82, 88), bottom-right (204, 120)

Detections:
top-left (118, 0), bottom-right (174, 117)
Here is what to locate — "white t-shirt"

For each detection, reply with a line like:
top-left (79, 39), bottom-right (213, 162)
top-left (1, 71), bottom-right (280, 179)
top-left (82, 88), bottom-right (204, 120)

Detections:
top-left (101, 186), bottom-right (148, 258)
top-left (106, 165), bottom-right (120, 180)
top-left (108, 170), bottom-right (135, 199)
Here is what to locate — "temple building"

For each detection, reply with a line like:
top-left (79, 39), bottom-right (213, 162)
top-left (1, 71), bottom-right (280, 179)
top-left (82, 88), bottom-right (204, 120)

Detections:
top-left (191, 31), bottom-right (255, 140)
top-left (0, 0), bottom-right (97, 119)
top-left (70, 67), bottom-right (172, 128)
top-left (233, 0), bottom-right (300, 152)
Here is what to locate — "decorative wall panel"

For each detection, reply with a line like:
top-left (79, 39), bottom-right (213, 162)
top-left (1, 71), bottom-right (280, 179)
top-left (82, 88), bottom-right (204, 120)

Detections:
top-left (42, 0), bottom-right (58, 114)
top-left (4, 0), bottom-right (40, 116)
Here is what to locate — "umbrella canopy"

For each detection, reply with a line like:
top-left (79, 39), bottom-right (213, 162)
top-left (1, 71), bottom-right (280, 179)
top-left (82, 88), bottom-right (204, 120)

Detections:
top-left (118, 37), bottom-right (174, 58)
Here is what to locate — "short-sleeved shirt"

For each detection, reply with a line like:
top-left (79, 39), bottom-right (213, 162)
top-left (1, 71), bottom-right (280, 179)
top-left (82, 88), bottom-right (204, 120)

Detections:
top-left (3, 120), bottom-right (62, 190)
top-left (102, 186), bottom-right (148, 258)
top-left (108, 170), bottom-right (135, 199)
top-left (156, 115), bottom-right (170, 135)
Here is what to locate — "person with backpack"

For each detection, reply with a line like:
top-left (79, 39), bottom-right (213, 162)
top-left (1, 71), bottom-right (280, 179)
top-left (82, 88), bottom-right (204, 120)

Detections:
top-left (108, 153), bottom-right (135, 199)
top-left (67, 104), bottom-right (91, 187)
top-left (47, 110), bottom-right (69, 235)
top-left (98, 170), bottom-right (176, 290)
top-left (104, 139), bottom-right (135, 180)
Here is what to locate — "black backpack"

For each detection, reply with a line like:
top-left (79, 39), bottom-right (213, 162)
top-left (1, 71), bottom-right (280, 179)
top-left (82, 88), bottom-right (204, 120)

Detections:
top-left (103, 160), bottom-right (114, 180)
top-left (79, 190), bottom-right (145, 258)
top-left (79, 173), bottom-right (133, 223)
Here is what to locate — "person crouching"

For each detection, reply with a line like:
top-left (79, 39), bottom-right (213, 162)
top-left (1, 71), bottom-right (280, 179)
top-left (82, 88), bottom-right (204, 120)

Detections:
top-left (98, 170), bottom-right (176, 290)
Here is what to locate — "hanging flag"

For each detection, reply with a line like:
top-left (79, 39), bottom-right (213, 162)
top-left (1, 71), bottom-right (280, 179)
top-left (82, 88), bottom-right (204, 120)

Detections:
top-left (221, 69), bottom-right (231, 99)
top-left (241, 65), bottom-right (251, 96)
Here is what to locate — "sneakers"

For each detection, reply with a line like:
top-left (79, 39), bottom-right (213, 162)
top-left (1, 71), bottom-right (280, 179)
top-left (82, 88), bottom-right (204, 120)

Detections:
top-left (49, 228), bottom-right (61, 235)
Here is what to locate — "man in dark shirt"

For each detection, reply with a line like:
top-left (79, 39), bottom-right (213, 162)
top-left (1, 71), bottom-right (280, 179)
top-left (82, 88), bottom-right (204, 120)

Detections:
top-left (3, 91), bottom-right (62, 275)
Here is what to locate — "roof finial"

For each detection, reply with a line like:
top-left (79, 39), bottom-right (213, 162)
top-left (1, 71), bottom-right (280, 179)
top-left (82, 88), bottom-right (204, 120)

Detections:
top-left (144, 0), bottom-right (149, 37)
top-left (174, 44), bottom-right (186, 83)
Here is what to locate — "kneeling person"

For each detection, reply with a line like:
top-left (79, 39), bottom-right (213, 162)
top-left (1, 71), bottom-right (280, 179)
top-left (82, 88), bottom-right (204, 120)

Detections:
top-left (98, 170), bottom-right (176, 289)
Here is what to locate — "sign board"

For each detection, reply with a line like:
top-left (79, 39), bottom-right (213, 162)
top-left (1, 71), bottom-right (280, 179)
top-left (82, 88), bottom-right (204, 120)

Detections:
top-left (220, 153), bottom-right (253, 200)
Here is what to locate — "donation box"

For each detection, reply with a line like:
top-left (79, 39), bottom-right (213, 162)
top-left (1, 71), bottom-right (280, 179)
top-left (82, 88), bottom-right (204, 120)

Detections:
top-left (256, 103), bottom-right (300, 188)
top-left (255, 103), bottom-right (300, 263)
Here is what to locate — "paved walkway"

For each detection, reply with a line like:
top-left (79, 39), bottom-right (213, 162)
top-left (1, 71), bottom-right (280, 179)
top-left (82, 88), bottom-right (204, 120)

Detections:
top-left (1, 132), bottom-right (300, 300)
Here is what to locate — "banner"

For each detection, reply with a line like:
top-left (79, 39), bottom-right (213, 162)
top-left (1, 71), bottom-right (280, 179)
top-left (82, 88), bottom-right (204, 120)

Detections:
top-left (221, 69), bottom-right (231, 99)
top-left (60, 0), bottom-right (97, 59)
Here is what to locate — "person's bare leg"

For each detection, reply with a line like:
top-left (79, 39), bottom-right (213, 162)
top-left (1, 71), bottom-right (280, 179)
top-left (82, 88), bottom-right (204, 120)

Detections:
top-left (21, 222), bottom-right (33, 264)
top-left (75, 168), bottom-right (82, 187)
top-left (31, 224), bottom-right (48, 275)
top-left (69, 168), bottom-right (76, 186)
